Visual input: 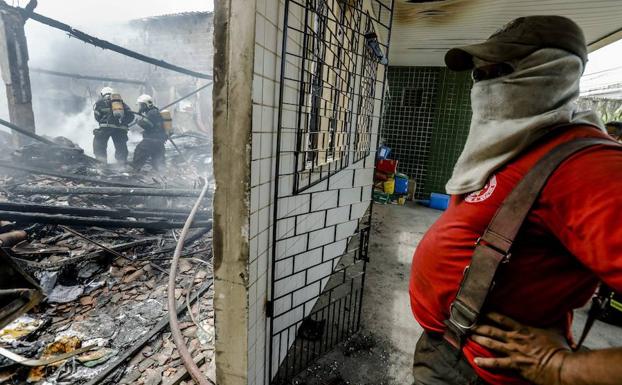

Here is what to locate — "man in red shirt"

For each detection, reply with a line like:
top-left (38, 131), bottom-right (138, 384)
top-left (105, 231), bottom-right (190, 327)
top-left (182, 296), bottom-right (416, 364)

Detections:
top-left (409, 16), bottom-right (622, 385)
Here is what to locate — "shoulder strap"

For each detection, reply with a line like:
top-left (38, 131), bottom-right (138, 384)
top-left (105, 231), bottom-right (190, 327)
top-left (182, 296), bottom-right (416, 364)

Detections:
top-left (443, 137), bottom-right (621, 348)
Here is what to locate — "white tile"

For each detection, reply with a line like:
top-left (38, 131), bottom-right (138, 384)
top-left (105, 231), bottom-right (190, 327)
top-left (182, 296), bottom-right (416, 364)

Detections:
top-left (295, 211), bottom-right (326, 234)
top-left (253, 75), bottom-right (263, 103)
top-left (277, 195), bottom-right (310, 218)
top-left (361, 185), bottom-right (373, 201)
top-left (308, 226), bottom-right (335, 249)
top-left (259, 158), bottom-right (273, 185)
top-left (250, 186), bottom-right (259, 214)
top-left (275, 233), bottom-right (307, 260)
top-left (350, 201), bottom-right (370, 220)
top-left (252, 104), bottom-right (262, 131)
top-left (273, 295), bottom-right (292, 316)
top-left (278, 175), bottom-right (293, 197)
top-left (261, 106), bottom-right (275, 132)
top-left (328, 169), bottom-right (354, 190)
top-left (272, 305), bottom-right (303, 333)
top-left (259, 182), bottom-right (272, 209)
top-left (262, 79), bottom-right (275, 108)
top-left (339, 187), bottom-right (362, 206)
top-left (250, 212), bottom-right (259, 238)
top-left (293, 248), bottom-right (322, 272)
top-left (263, 50), bottom-right (277, 80)
top-left (260, 133), bottom-right (274, 159)
top-left (307, 261), bottom-right (333, 284)
top-left (275, 258), bottom-right (293, 280)
top-left (254, 44), bottom-right (264, 76)
top-left (336, 220), bottom-right (358, 241)
top-left (276, 217), bottom-right (295, 239)
top-left (251, 161), bottom-right (260, 188)
top-left (249, 258), bottom-right (258, 284)
top-left (264, 18), bottom-right (278, 53)
top-left (354, 168), bottom-right (374, 187)
top-left (326, 205), bottom-right (350, 226)
top-left (255, 15), bottom-right (265, 46)
top-left (257, 272), bottom-right (268, 310)
top-left (258, 230), bottom-right (270, 261)
top-left (250, 235), bottom-right (259, 261)
top-left (252, 133), bottom-right (261, 160)
top-left (265, 0), bottom-right (279, 25)
top-left (323, 239), bottom-right (347, 261)
top-left (258, 206), bottom-right (270, 233)
top-left (292, 282), bottom-right (320, 307)
top-left (311, 190), bottom-right (338, 211)
top-left (274, 271), bottom-right (305, 298)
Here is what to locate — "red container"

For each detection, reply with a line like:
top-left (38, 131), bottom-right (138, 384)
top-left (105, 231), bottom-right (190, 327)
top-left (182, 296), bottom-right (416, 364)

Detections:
top-left (377, 159), bottom-right (398, 174)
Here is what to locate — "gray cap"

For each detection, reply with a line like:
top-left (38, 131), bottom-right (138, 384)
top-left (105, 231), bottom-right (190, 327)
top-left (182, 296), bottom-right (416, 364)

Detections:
top-left (445, 15), bottom-right (587, 71)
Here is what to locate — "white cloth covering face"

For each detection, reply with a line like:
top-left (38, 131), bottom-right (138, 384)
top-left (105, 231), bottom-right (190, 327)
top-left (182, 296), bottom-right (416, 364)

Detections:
top-left (445, 48), bottom-right (604, 195)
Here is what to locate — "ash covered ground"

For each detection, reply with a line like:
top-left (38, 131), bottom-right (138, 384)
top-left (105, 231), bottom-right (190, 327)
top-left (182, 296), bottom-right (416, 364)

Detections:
top-left (0, 132), bottom-right (214, 385)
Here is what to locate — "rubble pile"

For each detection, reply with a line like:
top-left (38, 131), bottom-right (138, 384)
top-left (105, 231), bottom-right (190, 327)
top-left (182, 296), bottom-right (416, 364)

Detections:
top-left (0, 135), bottom-right (214, 385)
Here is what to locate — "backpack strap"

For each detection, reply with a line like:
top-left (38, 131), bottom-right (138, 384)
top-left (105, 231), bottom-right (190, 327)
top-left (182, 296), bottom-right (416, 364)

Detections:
top-left (443, 137), bottom-right (621, 349)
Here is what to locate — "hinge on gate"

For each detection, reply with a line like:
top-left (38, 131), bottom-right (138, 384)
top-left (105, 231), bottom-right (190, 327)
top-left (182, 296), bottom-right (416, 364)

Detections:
top-left (266, 300), bottom-right (274, 318)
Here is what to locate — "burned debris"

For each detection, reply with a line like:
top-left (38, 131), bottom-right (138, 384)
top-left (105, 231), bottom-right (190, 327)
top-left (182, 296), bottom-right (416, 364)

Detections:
top-left (0, 130), bottom-right (215, 385)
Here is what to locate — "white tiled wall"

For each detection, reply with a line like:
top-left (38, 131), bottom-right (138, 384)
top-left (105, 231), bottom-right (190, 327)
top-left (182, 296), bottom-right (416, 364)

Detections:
top-left (248, 1), bottom-right (384, 384)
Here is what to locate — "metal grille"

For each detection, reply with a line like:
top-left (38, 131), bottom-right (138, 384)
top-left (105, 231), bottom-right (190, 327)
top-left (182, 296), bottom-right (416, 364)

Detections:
top-left (280, 0), bottom-right (393, 193)
top-left (269, 0), bottom-right (394, 383)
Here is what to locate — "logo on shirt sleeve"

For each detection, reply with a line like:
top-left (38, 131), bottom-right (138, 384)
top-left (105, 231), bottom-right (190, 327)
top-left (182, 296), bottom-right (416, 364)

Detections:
top-left (465, 175), bottom-right (497, 203)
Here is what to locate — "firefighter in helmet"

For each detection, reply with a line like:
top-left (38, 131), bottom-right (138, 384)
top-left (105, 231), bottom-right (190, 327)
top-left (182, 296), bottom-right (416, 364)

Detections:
top-left (93, 87), bottom-right (133, 164)
top-left (132, 94), bottom-right (168, 171)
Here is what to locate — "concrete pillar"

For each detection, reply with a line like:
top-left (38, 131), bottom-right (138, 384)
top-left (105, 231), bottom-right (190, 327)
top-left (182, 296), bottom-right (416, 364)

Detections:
top-left (212, 0), bottom-right (256, 384)
top-left (0, 2), bottom-right (36, 146)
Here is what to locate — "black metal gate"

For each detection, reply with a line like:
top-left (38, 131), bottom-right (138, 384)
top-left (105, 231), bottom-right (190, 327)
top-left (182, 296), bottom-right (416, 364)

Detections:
top-left (268, 0), bottom-right (394, 383)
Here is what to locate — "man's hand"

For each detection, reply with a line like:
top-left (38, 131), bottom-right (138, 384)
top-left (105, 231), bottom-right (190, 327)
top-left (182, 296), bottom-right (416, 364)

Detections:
top-left (471, 312), bottom-right (570, 385)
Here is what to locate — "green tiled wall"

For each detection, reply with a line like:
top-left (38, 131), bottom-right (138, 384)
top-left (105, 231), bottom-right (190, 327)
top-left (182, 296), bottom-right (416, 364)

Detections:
top-left (380, 66), bottom-right (472, 198)
top-left (424, 69), bottom-right (472, 196)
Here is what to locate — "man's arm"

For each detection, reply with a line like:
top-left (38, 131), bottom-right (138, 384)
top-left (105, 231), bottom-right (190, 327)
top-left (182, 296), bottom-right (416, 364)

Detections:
top-left (472, 312), bottom-right (622, 385)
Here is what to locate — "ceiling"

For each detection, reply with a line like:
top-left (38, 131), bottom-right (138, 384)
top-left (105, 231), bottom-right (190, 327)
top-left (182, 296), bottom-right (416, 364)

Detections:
top-left (389, 0), bottom-right (622, 66)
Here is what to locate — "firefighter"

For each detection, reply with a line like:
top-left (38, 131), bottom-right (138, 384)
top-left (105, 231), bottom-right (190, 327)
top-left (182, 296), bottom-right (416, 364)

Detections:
top-left (409, 16), bottom-right (622, 385)
top-left (132, 94), bottom-right (168, 171)
top-left (93, 87), bottom-right (133, 164)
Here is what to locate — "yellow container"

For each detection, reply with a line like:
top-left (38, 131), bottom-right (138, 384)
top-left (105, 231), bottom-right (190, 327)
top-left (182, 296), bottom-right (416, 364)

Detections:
top-left (160, 109), bottom-right (173, 135)
top-left (398, 196), bottom-right (406, 205)
top-left (384, 179), bottom-right (395, 195)
top-left (110, 93), bottom-right (125, 120)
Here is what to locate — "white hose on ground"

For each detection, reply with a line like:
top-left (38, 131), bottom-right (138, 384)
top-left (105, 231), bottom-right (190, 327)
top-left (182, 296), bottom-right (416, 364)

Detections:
top-left (167, 178), bottom-right (213, 385)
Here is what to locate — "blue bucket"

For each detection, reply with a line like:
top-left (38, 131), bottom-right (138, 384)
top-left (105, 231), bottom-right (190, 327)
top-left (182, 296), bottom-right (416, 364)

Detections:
top-left (394, 177), bottom-right (408, 194)
top-left (429, 193), bottom-right (450, 210)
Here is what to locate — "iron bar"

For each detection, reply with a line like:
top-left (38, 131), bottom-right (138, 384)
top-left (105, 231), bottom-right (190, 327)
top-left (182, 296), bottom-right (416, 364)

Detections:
top-left (0, 117), bottom-right (57, 146)
top-left (0, 211), bottom-right (212, 230)
top-left (30, 67), bottom-right (145, 85)
top-left (12, 185), bottom-right (209, 198)
top-left (83, 280), bottom-right (214, 385)
top-left (0, 161), bottom-right (153, 188)
top-left (19, 8), bottom-right (213, 80)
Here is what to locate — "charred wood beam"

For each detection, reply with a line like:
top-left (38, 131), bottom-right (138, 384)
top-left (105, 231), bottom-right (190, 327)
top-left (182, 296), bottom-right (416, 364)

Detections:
top-left (19, 7), bottom-right (212, 80)
top-left (12, 185), bottom-right (210, 198)
top-left (0, 161), bottom-right (154, 188)
top-left (0, 117), bottom-right (55, 146)
top-left (30, 67), bottom-right (145, 85)
top-left (0, 201), bottom-right (211, 221)
top-left (83, 279), bottom-right (214, 385)
top-left (12, 237), bottom-right (159, 269)
top-left (0, 211), bottom-right (212, 229)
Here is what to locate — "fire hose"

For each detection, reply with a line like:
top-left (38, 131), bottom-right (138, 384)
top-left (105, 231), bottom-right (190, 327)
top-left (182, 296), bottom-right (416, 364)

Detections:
top-left (167, 178), bottom-right (214, 385)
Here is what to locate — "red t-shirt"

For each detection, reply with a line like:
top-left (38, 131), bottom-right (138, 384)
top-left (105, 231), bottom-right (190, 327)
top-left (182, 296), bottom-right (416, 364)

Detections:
top-left (409, 125), bottom-right (622, 385)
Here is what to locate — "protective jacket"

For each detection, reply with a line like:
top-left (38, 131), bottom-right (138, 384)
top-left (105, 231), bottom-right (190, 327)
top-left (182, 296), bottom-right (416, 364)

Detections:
top-left (93, 98), bottom-right (134, 128)
top-left (137, 106), bottom-right (167, 141)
